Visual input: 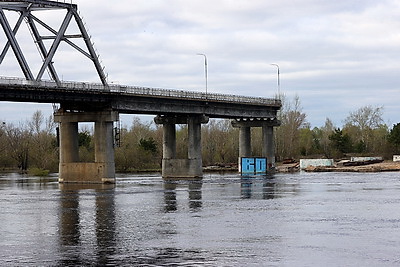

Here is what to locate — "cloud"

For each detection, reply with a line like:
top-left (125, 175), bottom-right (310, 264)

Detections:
top-left (0, 0), bottom-right (399, 127)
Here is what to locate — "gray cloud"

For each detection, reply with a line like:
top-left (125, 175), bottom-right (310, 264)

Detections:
top-left (0, 0), bottom-right (399, 127)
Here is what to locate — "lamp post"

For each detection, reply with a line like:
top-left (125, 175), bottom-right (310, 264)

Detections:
top-left (270, 63), bottom-right (280, 98)
top-left (197, 53), bottom-right (208, 98)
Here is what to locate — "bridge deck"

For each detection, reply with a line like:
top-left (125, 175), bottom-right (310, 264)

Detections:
top-left (0, 77), bottom-right (281, 119)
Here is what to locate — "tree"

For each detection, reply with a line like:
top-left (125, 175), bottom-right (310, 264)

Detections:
top-left (27, 111), bottom-right (58, 171)
top-left (114, 116), bottom-right (162, 171)
top-left (275, 95), bottom-right (308, 159)
top-left (388, 123), bottom-right (400, 153)
top-left (4, 123), bottom-right (31, 171)
top-left (329, 128), bottom-right (352, 155)
top-left (344, 105), bottom-right (384, 151)
top-left (202, 119), bottom-right (238, 165)
top-left (139, 137), bottom-right (157, 154)
top-left (317, 118), bottom-right (336, 157)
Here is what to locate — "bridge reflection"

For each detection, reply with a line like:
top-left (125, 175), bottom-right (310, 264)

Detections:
top-left (58, 184), bottom-right (116, 266)
top-left (163, 178), bottom-right (203, 212)
top-left (240, 175), bottom-right (301, 200)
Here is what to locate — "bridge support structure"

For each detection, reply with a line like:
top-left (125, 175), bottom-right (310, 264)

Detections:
top-left (232, 118), bottom-right (281, 172)
top-left (155, 115), bottom-right (209, 178)
top-left (54, 109), bottom-right (119, 183)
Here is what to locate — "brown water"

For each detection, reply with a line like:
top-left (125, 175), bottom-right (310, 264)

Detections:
top-left (1, 171), bottom-right (400, 266)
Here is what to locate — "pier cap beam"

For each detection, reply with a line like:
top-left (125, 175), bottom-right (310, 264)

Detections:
top-left (231, 118), bottom-right (281, 128)
top-left (154, 114), bottom-right (209, 125)
top-left (54, 109), bottom-right (119, 123)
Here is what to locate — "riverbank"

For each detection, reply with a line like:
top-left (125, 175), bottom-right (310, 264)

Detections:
top-left (303, 161), bottom-right (400, 172)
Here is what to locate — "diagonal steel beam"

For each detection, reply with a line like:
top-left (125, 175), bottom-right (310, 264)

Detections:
top-left (36, 9), bottom-right (73, 81)
top-left (30, 14), bottom-right (91, 59)
top-left (26, 14), bottom-right (60, 85)
top-left (0, 10), bottom-right (27, 64)
top-left (0, 1), bottom-right (108, 86)
top-left (0, 7), bottom-right (34, 80)
top-left (72, 10), bottom-right (108, 86)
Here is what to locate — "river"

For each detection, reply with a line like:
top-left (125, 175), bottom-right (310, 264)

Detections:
top-left (1, 171), bottom-right (400, 266)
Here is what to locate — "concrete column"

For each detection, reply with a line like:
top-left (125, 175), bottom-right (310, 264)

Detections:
top-left (94, 121), bottom-right (115, 181)
top-left (188, 116), bottom-right (203, 177)
top-left (262, 125), bottom-right (275, 169)
top-left (94, 121), bottom-right (115, 164)
top-left (163, 123), bottom-right (176, 159)
top-left (59, 121), bottom-right (79, 163)
top-left (188, 117), bottom-right (202, 160)
top-left (239, 126), bottom-right (251, 158)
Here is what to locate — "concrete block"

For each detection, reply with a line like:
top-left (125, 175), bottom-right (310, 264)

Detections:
top-left (393, 155), bottom-right (400, 162)
top-left (162, 159), bottom-right (202, 178)
top-left (351, 157), bottom-right (383, 162)
top-left (300, 159), bottom-right (334, 169)
top-left (59, 162), bottom-right (115, 183)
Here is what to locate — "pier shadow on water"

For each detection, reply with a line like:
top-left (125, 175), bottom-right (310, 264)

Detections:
top-left (163, 178), bottom-right (203, 213)
top-left (58, 183), bottom-right (117, 266)
top-left (56, 179), bottom-right (208, 266)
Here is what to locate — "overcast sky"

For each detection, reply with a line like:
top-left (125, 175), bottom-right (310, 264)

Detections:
top-left (0, 0), bottom-right (399, 128)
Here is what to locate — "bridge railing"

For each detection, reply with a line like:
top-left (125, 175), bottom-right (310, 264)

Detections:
top-left (0, 76), bottom-right (281, 106)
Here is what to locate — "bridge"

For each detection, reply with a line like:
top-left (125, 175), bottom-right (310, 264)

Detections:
top-left (0, 0), bottom-right (281, 183)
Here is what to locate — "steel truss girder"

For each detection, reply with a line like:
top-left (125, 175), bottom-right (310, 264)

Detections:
top-left (0, 0), bottom-right (108, 86)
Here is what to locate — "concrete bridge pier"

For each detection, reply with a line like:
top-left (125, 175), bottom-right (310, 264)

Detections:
top-left (155, 115), bottom-right (209, 178)
top-left (239, 126), bottom-right (252, 158)
top-left (54, 109), bottom-right (119, 183)
top-left (232, 118), bottom-right (280, 171)
top-left (262, 124), bottom-right (275, 169)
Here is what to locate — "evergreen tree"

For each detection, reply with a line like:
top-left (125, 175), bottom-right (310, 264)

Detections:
top-left (329, 128), bottom-right (352, 154)
top-left (388, 123), bottom-right (400, 153)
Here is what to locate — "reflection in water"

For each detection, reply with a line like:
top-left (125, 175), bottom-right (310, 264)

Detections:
top-left (3, 172), bottom-right (400, 265)
top-left (188, 181), bottom-right (202, 210)
top-left (95, 186), bottom-right (117, 264)
top-left (58, 184), bottom-right (116, 266)
top-left (163, 182), bottom-right (177, 212)
top-left (241, 175), bottom-right (277, 199)
top-left (59, 186), bottom-right (80, 247)
top-left (163, 178), bottom-right (203, 212)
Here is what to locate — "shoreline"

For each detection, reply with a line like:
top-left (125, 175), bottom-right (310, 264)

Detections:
top-left (302, 161), bottom-right (400, 173)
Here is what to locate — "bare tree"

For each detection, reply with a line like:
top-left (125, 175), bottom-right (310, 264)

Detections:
top-left (4, 123), bottom-right (31, 171)
top-left (344, 105), bottom-right (384, 151)
top-left (276, 95), bottom-right (308, 159)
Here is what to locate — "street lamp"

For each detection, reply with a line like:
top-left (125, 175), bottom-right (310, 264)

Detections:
top-left (197, 53), bottom-right (208, 98)
top-left (270, 63), bottom-right (280, 98)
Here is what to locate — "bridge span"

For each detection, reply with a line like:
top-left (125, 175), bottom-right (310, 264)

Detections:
top-left (0, 0), bottom-right (281, 183)
top-left (0, 77), bottom-right (280, 119)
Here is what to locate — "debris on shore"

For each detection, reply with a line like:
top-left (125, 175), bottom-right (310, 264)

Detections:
top-left (338, 157), bottom-right (384, 167)
top-left (304, 161), bottom-right (400, 173)
top-left (277, 162), bottom-right (299, 172)
top-left (276, 156), bottom-right (400, 173)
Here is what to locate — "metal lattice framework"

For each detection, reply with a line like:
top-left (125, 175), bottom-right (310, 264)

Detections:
top-left (0, 0), bottom-right (108, 86)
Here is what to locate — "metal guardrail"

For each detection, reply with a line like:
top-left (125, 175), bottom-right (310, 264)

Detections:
top-left (0, 76), bottom-right (281, 106)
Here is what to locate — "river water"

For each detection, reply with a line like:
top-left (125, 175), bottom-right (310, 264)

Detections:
top-left (1, 171), bottom-right (400, 266)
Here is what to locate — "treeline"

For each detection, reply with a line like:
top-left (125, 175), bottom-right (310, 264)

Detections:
top-left (1, 96), bottom-right (400, 173)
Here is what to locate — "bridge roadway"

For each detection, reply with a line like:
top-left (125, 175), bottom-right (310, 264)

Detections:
top-left (0, 76), bottom-right (281, 119)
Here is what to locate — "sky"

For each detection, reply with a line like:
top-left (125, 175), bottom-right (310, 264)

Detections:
top-left (0, 0), bottom-right (399, 128)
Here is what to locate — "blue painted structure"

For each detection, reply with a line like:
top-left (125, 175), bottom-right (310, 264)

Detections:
top-left (241, 157), bottom-right (267, 175)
